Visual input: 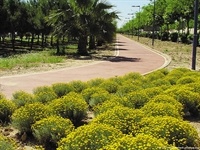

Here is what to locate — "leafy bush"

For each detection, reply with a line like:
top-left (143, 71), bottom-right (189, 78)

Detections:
top-left (161, 32), bottom-right (169, 41)
top-left (12, 90), bottom-right (36, 108)
top-left (32, 116), bottom-right (74, 145)
top-left (0, 93), bottom-right (6, 99)
top-left (57, 124), bottom-right (124, 150)
top-left (151, 78), bottom-right (171, 87)
top-left (68, 80), bottom-right (88, 93)
top-left (164, 87), bottom-right (200, 117)
top-left (103, 134), bottom-right (178, 150)
top-left (116, 83), bottom-right (142, 97)
top-left (176, 76), bottom-right (196, 85)
top-left (99, 80), bottom-right (119, 93)
top-left (92, 106), bottom-right (145, 135)
top-left (142, 87), bottom-right (163, 99)
top-left (145, 70), bottom-right (166, 82)
top-left (86, 78), bottom-right (105, 87)
top-left (121, 72), bottom-right (144, 81)
top-left (149, 94), bottom-right (183, 115)
top-left (0, 134), bottom-right (18, 150)
top-left (138, 116), bottom-right (199, 147)
top-left (141, 102), bottom-right (182, 119)
top-left (52, 83), bottom-right (73, 97)
top-left (11, 103), bottom-right (49, 133)
top-left (0, 99), bottom-right (16, 123)
top-left (170, 32), bottom-right (178, 42)
top-left (48, 92), bottom-right (88, 125)
top-left (126, 91), bottom-right (149, 108)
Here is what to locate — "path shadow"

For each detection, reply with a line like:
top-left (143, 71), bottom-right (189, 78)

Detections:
top-left (109, 56), bottom-right (141, 62)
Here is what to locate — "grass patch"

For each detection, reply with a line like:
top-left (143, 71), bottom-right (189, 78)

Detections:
top-left (0, 50), bottom-right (64, 70)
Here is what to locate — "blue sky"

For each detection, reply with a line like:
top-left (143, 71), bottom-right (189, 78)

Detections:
top-left (108, 0), bottom-right (151, 28)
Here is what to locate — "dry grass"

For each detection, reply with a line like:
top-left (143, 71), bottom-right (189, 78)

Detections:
top-left (128, 35), bottom-right (200, 71)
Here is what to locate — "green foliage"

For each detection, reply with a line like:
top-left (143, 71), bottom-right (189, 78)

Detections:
top-left (99, 80), bottom-right (119, 93)
top-left (52, 83), bottom-right (73, 97)
top-left (142, 87), bottom-right (163, 99)
top-left (164, 87), bottom-right (200, 117)
top-left (0, 99), bottom-right (16, 123)
top-left (149, 94), bottom-right (183, 115)
top-left (170, 32), bottom-right (178, 42)
top-left (68, 80), bottom-right (88, 93)
top-left (11, 103), bottom-right (49, 133)
top-left (116, 83), bottom-right (142, 97)
top-left (32, 116), bottom-right (74, 144)
top-left (12, 90), bottom-right (36, 108)
top-left (126, 91), bottom-right (149, 108)
top-left (138, 116), bottom-right (199, 147)
top-left (48, 92), bottom-right (88, 125)
top-left (103, 134), bottom-right (178, 150)
top-left (33, 86), bottom-right (58, 103)
top-left (57, 124), bottom-right (124, 150)
top-left (86, 78), bottom-right (105, 87)
top-left (145, 70), bottom-right (166, 82)
top-left (121, 72), bottom-right (144, 81)
top-left (0, 134), bottom-right (18, 150)
top-left (176, 76), bottom-right (196, 85)
top-left (0, 93), bottom-right (6, 100)
top-left (92, 106), bottom-right (145, 135)
top-left (141, 102), bottom-right (182, 119)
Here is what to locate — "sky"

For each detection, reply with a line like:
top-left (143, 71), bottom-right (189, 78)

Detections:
top-left (108, 0), bottom-right (151, 28)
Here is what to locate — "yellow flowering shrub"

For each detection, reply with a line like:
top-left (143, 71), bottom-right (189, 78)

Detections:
top-left (144, 69), bottom-right (166, 82)
top-left (149, 94), bottom-right (183, 115)
top-left (86, 78), bottom-right (105, 87)
top-left (138, 116), bottom-right (199, 147)
top-left (52, 83), bottom-right (73, 97)
top-left (102, 134), bottom-right (178, 150)
top-left (32, 116), bottom-right (74, 146)
top-left (176, 76), bottom-right (196, 85)
top-left (68, 80), bottom-right (88, 93)
top-left (57, 124), bottom-right (124, 150)
top-left (81, 87), bottom-right (109, 106)
top-left (99, 80), bottom-right (119, 93)
top-left (141, 102), bottom-right (182, 119)
top-left (0, 98), bottom-right (16, 123)
top-left (48, 92), bottom-right (88, 126)
top-left (116, 83), bottom-right (142, 97)
top-left (151, 78), bottom-right (171, 87)
top-left (91, 106), bottom-right (145, 135)
top-left (12, 90), bottom-right (36, 108)
top-left (0, 133), bottom-right (18, 150)
top-left (126, 91), bottom-right (149, 108)
top-left (11, 103), bottom-right (50, 133)
top-left (142, 87), bottom-right (163, 99)
top-left (121, 72), bottom-right (144, 81)
top-left (0, 93), bottom-right (6, 99)
top-left (164, 87), bottom-right (200, 117)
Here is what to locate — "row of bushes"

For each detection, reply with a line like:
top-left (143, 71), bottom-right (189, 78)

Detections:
top-left (0, 68), bottom-right (200, 149)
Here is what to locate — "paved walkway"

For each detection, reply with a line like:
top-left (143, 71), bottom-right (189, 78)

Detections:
top-left (0, 34), bottom-right (170, 99)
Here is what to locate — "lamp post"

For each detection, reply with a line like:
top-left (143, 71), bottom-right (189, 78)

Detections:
top-left (192, 0), bottom-right (199, 70)
top-left (151, 0), bottom-right (156, 46)
top-left (132, 5), bottom-right (140, 41)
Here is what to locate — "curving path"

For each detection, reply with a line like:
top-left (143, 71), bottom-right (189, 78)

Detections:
top-left (0, 34), bottom-right (169, 99)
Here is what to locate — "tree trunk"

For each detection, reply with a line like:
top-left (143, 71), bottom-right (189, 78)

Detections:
top-left (89, 36), bottom-right (96, 49)
top-left (37, 34), bottom-right (40, 45)
top-left (56, 38), bottom-right (60, 54)
top-left (11, 32), bottom-right (15, 51)
top-left (30, 33), bottom-right (34, 50)
top-left (78, 36), bottom-right (88, 55)
top-left (41, 33), bottom-right (44, 48)
top-left (50, 35), bottom-right (53, 46)
top-left (186, 19), bottom-right (190, 35)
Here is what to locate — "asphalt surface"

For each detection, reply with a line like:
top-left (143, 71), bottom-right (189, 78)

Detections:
top-left (0, 34), bottom-right (170, 99)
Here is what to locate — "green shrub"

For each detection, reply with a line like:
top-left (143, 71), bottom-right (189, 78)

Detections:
top-left (12, 90), bottom-right (36, 108)
top-left (92, 106), bottom-right (145, 135)
top-left (57, 124), bottom-right (124, 150)
top-left (121, 72), bottom-right (143, 81)
top-left (89, 91), bottom-right (110, 108)
top-left (151, 78), bottom-right (171, 87)
top-left (11, 103), bottom-right (49, 133)
top-left (145, 70), bottom-right (166, 82)
top-left (34, 91), bottom-right (57, 104)
top-left (68, 80), bottom-right (88, 93)
top-left (48, 92), bottom-right (88, 125)
top-left (32, 116), bottom-right (74, 145)
top-left (0, 93), bottom-right (6, 99)
top-left (141, 102), bottom-right (182, 119)
top-left (0, 99), bottom-right (16, 123)
top-left (170, 32), bottom-right (178, 42)
top-left (116, 83), bottom-right (142, 97)
top-left (176, 76), bottom-right (196, 85)
top-left (0, 134), bottom-right (18, 150)
top-left (86, 78), bottom-right (105, 87)
top-left (164, 87), bottom-right (200, 117)
top-left (149, 94), bottom-right (183, 115)
top-left (138, 116), bottom-right (199, 147)
top-left (81, 87), bottom-right (109, 105)
top-left (126, 91), bottom-right (149, 108)
top-left (33, 85), bottom-right (54, 95)
top-left (99, 80), bottom-right (119, 93)
top-left (52, 83), bottom-right (73, 97)
top-left (103, 134), bottom-right (178, 150)
top-left (142, 87), bottom-right (163, 99)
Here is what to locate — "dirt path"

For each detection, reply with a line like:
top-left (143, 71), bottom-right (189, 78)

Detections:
top-left (0, 34), bottom-right (169, 99)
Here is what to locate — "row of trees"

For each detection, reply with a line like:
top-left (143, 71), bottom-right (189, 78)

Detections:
top-left (119, 0), bottom-right (196, 36)
top-left (0, 0), bottom-right (118, 55)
